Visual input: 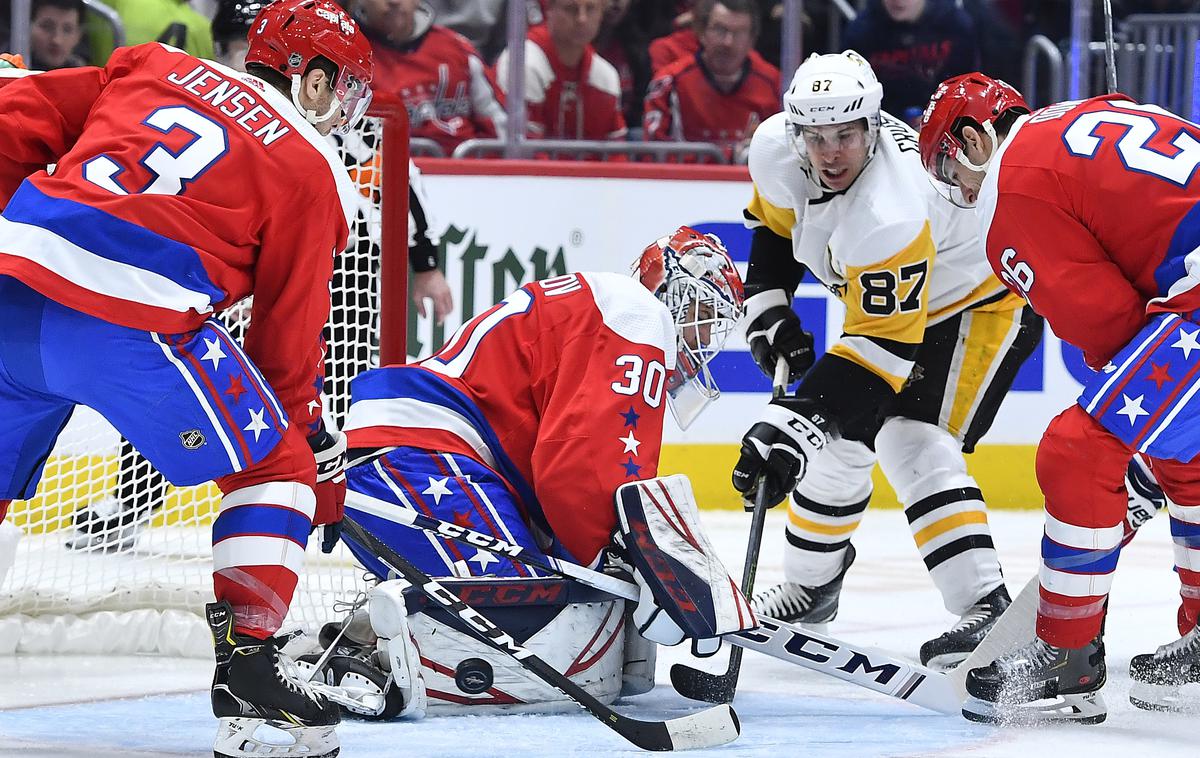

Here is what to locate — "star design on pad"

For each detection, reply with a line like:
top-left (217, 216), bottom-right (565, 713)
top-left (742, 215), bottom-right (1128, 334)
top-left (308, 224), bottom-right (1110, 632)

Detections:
top-left (469, 548), bottom-right (498, 571)
top-left (244, 408), bottom-right (270, 441)
top-left (452, 510), bottom-right (474, 528)
top-left (423, 476), bottom-right (453, 505)
top-left (201, 338), bottom-right (227, 371)
top-left (619, 431), bottom-right (642, 455)
top-left (620, 406), bottom-right (640, 428)
top-left (1145, 361), bottom-right (1175, 391)
top-left (621, 456), bottom-right (642, 478)
top-left (1172, 327), bottom-right (1200, 360)
top-left (224, 374), bottom-right (247, 404)
top-left (1116, 394), bottom-right (1150, 426)
top-left (1102, 362), bottom-right (1118, 374)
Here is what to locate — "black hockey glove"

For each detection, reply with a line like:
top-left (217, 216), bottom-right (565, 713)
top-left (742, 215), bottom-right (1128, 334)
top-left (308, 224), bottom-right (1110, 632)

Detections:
top-left (732, 397), bottom-right (830, 508)
top-left (744, 291), bottom-right (814, 384)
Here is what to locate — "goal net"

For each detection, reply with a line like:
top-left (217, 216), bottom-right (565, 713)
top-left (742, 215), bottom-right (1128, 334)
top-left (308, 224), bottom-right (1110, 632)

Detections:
top-left (0, 102), bottom-right (410, 658)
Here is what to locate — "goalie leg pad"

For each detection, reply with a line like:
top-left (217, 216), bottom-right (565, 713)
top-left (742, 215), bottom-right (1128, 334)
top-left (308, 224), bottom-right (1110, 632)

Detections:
top-left (616, 474), bottom-right (755, 648)
top-left (370, 579), bottom-right (428, 719)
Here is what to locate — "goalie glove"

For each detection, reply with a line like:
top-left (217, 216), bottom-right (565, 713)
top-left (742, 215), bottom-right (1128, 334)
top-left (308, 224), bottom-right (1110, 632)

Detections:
top-left (732, 397), bottom-right (830, 508)
top-left (744, 290), bottom-right (814, 384)
top-left (615, 475), bottom-right (756, 657)
top-left (308, 428), bottom-right (347, 553)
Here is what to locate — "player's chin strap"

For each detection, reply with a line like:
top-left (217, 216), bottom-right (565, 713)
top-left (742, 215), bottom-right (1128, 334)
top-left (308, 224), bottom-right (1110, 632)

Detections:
top-left (952, 118), bottom-right (1001, 176)
top-left (290, 74), bottom-right (342, 128)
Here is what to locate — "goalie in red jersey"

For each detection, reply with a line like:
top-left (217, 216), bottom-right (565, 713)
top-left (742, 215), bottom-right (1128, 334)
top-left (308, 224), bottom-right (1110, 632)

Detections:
top-left (921, 73), bottom-right (1200, 724)
top-left (294, 227), bottom-right (757, 719)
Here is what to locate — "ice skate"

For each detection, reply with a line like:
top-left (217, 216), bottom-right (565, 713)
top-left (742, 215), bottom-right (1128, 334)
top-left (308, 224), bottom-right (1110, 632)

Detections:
top-left (1129, 624), bottom-right (1200, 713)
top-left (750, 544), bottom-right (855, 631)
top-left (962, 635), bottom-right (1107, 724)
top-left (207, 601), bottom-right (341, 757)
top-left (920, 585), bottom-right (1011, 671)
top-left (295, 609), bottom-right (410, 721)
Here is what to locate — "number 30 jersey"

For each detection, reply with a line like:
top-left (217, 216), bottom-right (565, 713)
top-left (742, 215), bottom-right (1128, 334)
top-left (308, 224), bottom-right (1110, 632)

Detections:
top-left (0, 42), bottom-right (356, 433)
top-left (746, 111), bottom-right (1017, 392)
top-left (345, 272), bottom-right (675, 566)
top-left (978, 95), bottom-right (1200, 370)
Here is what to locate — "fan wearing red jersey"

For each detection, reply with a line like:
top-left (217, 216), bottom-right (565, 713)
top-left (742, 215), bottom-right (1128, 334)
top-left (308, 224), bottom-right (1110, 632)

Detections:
top-left (642, 0), bottom-right (779, 162)
top-left (921, 74), bottom-right (1200, 723)
top-left (313, 228), bottom-right (752, 717)
top-left (0, 2), bottom-right (373, 755)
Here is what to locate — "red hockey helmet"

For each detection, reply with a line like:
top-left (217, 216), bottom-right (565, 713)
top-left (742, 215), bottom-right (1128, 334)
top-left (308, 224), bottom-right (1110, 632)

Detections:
top-left (636, 226), bottom-right (745, 429)
top-left (246, 0), bottom-right (374, 133)
top-left (918, 72), bottom-right (1029, 185)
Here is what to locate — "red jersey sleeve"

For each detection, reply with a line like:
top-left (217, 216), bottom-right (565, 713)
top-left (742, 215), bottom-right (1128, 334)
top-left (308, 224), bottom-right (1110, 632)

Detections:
top-left (642, 73), bottom-right (677, 142)
top-left (530, 316), bottom-right (669, 567)
top-left (987, 189), bottom-right (1146, 369)
top-left (242, 173), bottom-right (347, 438)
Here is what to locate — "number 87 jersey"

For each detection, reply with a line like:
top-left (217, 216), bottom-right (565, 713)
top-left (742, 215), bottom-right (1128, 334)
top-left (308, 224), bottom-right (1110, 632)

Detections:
top-left (977, 95), bottom-right (1200, 371)
top-left (344, 272), bottom-right (675, 568)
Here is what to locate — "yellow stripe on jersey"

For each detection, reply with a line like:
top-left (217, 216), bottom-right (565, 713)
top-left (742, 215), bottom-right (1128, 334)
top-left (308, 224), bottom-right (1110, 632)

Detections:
top-left (943, 307), bottom-right (1023, 440)
top-left (746, 184), bottom-right (797, 239)
top-left (912, 510), bottom-right (990, 548)
top-left (828, 341), bottom-right (911, 392)
top-left (841, 220), bottom-right (936, 346)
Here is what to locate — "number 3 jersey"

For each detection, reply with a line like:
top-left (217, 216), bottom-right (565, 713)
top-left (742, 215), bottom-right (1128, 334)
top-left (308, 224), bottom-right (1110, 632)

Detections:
top-left (0, 42), bottom-right (357, 433)
top-left (977, 95), bottom-right (1200, 370)
top-left (745, 111), bottom-right (1019, 393)
top-left (344, 272), bottom-right (674, 567)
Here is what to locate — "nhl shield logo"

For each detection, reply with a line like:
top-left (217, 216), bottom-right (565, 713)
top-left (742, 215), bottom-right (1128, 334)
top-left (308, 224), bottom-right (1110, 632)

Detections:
top-left (180, 430), bottom-right (206, 450)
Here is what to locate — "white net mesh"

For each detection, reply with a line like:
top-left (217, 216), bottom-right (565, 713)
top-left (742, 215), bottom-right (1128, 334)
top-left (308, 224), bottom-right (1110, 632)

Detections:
top-left (0, 111), bottom-right (405, 657)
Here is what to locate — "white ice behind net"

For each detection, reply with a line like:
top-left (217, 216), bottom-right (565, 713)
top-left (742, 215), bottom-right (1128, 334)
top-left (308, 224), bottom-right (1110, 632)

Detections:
top-left (0, 115), bottom-right (397, 657)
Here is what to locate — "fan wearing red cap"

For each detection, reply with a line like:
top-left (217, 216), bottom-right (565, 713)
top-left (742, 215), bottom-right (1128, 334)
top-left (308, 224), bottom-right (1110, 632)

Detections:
top-left (0, 3), bottom-right (377, 756)
top-left (920, 73), bottom-right (1200, 724)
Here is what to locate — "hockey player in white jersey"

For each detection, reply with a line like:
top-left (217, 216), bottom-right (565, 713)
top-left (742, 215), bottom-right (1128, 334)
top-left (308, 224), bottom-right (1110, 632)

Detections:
top-left (731, 51), bottom-right (1043, 669)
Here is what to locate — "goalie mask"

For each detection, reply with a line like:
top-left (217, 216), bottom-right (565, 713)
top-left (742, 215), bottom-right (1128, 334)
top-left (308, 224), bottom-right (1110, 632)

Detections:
top-left (635, 227), bottom-right (745, 430)
top-left (246, 0), bottom-right (374, 135)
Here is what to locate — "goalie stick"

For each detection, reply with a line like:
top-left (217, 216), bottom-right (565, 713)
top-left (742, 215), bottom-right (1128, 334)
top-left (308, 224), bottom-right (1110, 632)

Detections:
top-left (345, 490), bottom-right (960, 715)
top-left (670, 357), bottom-right (790, 704)
top-left (338, 515), bottom-right (742, 752)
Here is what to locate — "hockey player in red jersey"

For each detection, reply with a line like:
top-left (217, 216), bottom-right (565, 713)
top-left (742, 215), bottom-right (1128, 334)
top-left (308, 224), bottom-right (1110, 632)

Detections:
top-left (298, 227), bottom-right (756, 718)
top-left (0, 2), bottom-right (372, 755)
top-left (920, 74), bottom-right (1200, 722)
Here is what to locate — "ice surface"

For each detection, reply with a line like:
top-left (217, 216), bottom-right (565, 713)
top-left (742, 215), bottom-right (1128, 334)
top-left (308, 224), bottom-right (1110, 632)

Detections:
top-left (0, 509), bottom-right (1193, 757)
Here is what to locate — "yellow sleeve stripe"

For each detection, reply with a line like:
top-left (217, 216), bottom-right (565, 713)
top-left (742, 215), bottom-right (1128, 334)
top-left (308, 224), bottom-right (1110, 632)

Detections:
top-left (745, 184), bottom-right (796, 239)
top-left (912, 510), bottom-right (990, 548)
top-left (841, 220), bottom-right (935, 346)
top-left (788, 509), bottom-right (863, 536)
top-left (828, 341), bottom-right (910, 392)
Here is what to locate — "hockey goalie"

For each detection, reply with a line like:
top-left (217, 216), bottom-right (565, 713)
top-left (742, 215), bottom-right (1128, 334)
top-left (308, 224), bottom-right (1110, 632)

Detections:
top-left (297, 227), bottom-right (757, 718)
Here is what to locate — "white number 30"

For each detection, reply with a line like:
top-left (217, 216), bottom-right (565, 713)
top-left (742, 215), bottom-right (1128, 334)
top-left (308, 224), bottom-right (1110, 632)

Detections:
top-left (611, 355), bottom-right (667, 407)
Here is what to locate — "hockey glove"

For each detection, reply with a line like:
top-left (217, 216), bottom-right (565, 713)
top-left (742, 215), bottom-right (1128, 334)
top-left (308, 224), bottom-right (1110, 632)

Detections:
top-left (733, 397), bottom-right (830, 508)
top-left (309, 428), bottom-right (347, 553)
top-left (744, 290), bottom-right (814, 384)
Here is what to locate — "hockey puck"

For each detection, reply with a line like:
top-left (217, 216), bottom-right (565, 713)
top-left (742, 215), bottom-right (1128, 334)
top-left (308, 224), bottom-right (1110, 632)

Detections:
top-left (454, 658), bottom-right (494, 694)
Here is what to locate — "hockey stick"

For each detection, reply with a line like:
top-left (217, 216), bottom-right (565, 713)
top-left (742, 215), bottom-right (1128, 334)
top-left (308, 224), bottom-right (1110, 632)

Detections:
top-left (339, 515), bottom-right (742, 751)
top-left (345, 491), bottom-right (960, 715)
top-left (1102, 0), bottom-right (1118, 94)
top-left (669, 357), bottom-right (790, 703)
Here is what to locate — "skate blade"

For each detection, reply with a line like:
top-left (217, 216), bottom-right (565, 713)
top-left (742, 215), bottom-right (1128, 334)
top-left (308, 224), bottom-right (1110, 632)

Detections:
top-left (1129, 681), bottom-right (1200, 714)
top-left (214, 717), bottom-right (339, 758)
top-left (962, 691), bottom-right (1107, 725)
top-left (924, 651), bottom-right (968, 673)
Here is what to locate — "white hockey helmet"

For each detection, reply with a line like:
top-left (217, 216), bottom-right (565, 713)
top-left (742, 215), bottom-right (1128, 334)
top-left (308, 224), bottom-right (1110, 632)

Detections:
top-left (635, 227), bottom-right (745, 430)
top-left (783, 50), bottom-right (883, 162)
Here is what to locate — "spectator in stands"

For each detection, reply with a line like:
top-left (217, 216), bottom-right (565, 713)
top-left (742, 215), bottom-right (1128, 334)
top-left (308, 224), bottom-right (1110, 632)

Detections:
top-left (89, 0), bottom-right (213, 62)
top-left (648, 0), bottom-right (701, 73)
top-left (211, 0), bottom-right (265, 72)
top-left (643, 0), bottom-right (778, 162)
top-left (30, 0), bottom-right (86, 69)
top-left (844, 0), bottom-right (980, 126)
top-left (594, 0), bottom-right (653, 133)
top-left (495, 0), bottom-right (626, 141)
top-left (352, 0), bottom-right (507, 156)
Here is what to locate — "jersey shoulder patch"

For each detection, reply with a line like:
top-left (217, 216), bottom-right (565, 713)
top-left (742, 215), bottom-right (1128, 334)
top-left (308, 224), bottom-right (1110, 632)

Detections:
top-left (580, 272), bottom-right (676, 368)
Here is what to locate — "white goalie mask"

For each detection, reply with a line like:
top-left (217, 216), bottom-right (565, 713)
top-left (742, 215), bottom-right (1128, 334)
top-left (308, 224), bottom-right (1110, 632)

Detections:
top-left (635, 227), bottom-right (745, 430)
top-left (783, 50), bottom-right (884, 185)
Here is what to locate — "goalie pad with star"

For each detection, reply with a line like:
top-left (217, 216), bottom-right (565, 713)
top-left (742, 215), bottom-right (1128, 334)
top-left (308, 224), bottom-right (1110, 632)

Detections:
top-left (616, 474), bottom-right (756, 651)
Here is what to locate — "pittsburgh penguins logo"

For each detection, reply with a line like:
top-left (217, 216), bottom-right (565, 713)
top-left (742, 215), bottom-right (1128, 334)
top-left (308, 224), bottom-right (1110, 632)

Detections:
top-left (180, 430), bottom-right (206, 450)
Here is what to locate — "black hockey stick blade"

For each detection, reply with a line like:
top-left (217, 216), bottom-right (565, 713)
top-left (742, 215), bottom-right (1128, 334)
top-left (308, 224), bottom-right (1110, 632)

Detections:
top-left (669, 358), bottom-right (788, 704)
top-left (339, 516), bottom-right (741, 751)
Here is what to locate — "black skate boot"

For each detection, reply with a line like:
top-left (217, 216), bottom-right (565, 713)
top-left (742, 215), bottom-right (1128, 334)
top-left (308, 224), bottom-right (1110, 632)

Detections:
top-left (207, 601), bottom-right (341, 758)
top-left (295, 611), bottom-right (408, 721)
top-left (750, 544), bottom-right (855, 631)
top-left (962, 635), bottom-right (1107, 725)
top-left (919, 585), bottom-right (1012, 671)
top-left (1129, 624), bottom-right (1200, 713)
